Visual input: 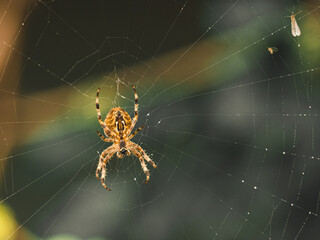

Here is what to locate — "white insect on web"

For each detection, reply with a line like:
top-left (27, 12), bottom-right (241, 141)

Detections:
top-left (290, 10), bottom-right (302, 37)
top-left (0, 1), bottom-right (320, 240)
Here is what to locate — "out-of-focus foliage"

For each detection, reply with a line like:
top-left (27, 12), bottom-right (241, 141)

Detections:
top-left (46, 235), bottom-right (105, 240)
top-left (0, 204), bottom-right (17, 239)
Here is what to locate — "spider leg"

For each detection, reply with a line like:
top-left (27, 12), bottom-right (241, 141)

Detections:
top-left (96, 87), bottom-right (117, 138)
top-left (100, 165), bottom-right (111, 191)
top-left (130, 142), bottom-right (157, 169)
top-left (127, 85), bottom-right (139, 135)
top-left (96, 148), bottom-right (109, 180)
top-left (129, 125), bottom-right (145, 139)
top-left (131, 148), bottom-right (150, 184)
top-left (129, 142), bottom-right (157, 184)
top-left (96, 146), bottom-right (117, 191)
top-left (97, 131), bottom-right (113, 142)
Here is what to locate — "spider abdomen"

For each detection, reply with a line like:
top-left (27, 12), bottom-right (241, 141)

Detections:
top-left (104, 107), bottom-right (132, 134)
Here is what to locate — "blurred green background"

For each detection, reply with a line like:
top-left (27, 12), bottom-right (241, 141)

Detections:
top-left (0, 0), bottom-right (320, 239)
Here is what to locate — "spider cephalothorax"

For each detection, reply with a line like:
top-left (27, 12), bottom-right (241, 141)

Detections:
top-left (95, 85), bottom-right (157, 191)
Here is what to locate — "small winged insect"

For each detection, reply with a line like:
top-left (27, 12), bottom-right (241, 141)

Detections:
top-left (268, 47), bottom-right (278, 54)
top-left (289, 11), bottom-right (302, 37)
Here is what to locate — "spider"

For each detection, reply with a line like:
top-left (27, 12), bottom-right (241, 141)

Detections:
top-left (95, 85), bottom-right (157, 191)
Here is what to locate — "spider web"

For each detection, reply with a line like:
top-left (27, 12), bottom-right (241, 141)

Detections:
top-left (1, 0), bottom-right (320, 239)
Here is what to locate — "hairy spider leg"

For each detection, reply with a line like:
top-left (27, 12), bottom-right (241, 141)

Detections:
top-left (97, 131), bottom-right (113, 142)
top-left (96, 146), bottom-right (117, 191)
top-left (129, 142), bottom-right (157, 184)
top-left (130, 142), bottom-right (157, 169)
top-left (129, 125), bottom-right (145, 139)
top-left (131, 148), bottom-right (150, 184)
top-left (127, 85), bottom-right (139, 135)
